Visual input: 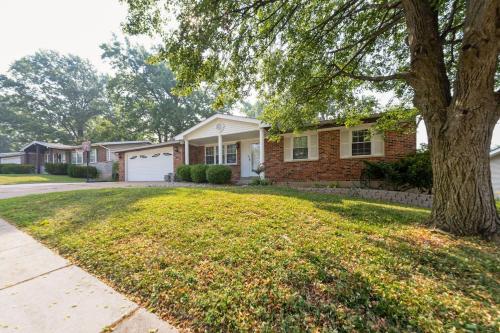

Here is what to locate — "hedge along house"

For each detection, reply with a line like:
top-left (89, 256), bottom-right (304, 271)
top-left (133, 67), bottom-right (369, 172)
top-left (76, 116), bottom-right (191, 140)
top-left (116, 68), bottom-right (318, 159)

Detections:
top-left (20, 141), bottom-right (78, 174)
top-left (7, 140), bottom-right (150, 179)
top-left (117, 114), bottom-right (416, 184)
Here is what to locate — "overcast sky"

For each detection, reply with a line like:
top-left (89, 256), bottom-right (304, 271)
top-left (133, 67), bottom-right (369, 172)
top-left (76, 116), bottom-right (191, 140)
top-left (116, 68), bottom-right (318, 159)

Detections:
top-left (0, 0), bottom-right (498, 148)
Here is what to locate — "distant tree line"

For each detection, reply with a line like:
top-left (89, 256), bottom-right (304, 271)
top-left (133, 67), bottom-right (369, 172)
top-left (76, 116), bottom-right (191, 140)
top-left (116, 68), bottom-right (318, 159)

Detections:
top-left (0, 38), bottom-right (226, 152)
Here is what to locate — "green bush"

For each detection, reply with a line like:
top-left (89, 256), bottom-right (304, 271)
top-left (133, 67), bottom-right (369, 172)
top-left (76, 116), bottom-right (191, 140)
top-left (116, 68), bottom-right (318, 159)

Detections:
top-left (206, 165), bottom-right (232, 184)
top-left (176, 165), bottom-right (192, 181)
top-left (0, 164), bottom-right (35, 174)
top-left (190, 164), bottom-right (208, 183)
top-left (112, 161), bottom-right (119, 181)
top-left (362, 150), bottom-right (432, 192)
top-left (67, 164), bottom-right (98, 179)
top-left (44, 163), bottom-right (68, 175)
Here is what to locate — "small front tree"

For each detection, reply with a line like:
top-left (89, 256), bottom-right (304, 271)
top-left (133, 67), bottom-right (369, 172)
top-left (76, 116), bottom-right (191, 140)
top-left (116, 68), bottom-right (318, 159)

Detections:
top-left (121, 0), bottom-right (500, 239)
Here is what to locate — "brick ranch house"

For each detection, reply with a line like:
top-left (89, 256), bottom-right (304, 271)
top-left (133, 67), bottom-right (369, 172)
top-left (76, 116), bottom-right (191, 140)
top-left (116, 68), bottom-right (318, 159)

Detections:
top-left (0, 141), bottom-right (150, 180)
top-left (115, 114), bottom-right (416, 184)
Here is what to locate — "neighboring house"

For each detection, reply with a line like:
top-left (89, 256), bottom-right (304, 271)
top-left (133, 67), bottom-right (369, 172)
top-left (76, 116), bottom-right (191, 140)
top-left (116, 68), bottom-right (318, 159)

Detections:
top-left (2, 141), bottom-right (151, 180)
top-left (490, 147), bottom-right (500, 198)
top-left (0, 152), bottom-right (25, 164)
top-left (116, 114), bottom-right (416, 184)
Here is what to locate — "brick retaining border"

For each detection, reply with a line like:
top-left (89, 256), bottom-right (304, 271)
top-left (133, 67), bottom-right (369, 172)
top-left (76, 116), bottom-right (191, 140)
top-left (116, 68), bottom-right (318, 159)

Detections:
top-left (297, 187), bottom-right (433, 208)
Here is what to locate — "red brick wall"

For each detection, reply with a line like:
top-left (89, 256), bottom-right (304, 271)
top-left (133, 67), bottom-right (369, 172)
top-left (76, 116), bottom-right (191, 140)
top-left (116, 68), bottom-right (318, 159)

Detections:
top-left (264, 129), bottom-right (416, 183)
top-left (117, 152), bottom-right (125, 181)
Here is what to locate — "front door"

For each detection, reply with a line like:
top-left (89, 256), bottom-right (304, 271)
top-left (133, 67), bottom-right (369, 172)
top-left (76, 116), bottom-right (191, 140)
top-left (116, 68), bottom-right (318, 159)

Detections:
top-left (241, 141), bottom-right (260, 177)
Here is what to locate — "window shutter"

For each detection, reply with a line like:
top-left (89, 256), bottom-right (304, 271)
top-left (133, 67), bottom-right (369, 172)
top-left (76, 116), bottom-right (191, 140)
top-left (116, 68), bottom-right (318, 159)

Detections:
top-left (371, 131), bottom-right (385, 156)
top-left (283, 136), bottom-right (292, 161)
top-left (339, 129), bottom-right (351, 158)
top-left (308, 133), bottom-right (319, 159)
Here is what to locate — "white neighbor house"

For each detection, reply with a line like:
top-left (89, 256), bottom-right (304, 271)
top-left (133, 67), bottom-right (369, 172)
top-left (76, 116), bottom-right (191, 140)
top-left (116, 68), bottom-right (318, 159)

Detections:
top-left (490, 147), bottom-right (500, 198)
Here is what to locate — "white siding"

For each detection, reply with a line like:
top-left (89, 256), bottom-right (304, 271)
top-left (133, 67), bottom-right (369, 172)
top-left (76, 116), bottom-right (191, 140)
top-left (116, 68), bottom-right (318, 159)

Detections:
top-left (491, 156), bottom-right (500, 198)
top-left (184, 119), bottom-right (260, 140)
top-left (0, 156), bottom-right (22, 164)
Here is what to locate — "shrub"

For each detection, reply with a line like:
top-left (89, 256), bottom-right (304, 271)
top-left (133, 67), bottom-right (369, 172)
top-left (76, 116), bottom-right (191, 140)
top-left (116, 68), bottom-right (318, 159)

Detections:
top-left (0, 164), bottom-right (35, 174)
top-left (44, 163), bottom-right (68, 175)
top-left (206, 165), bottom-right (232, 184)
top-left (362, 150), bottom-right (432, 193)
top-left (67, 164), bottom-right (98, 179)
top-left (176, 165), bottom-right (192, 181)
top-left (249, 178), bottom-right (271, 186)
top-left (112, 161), bottom-right (119, 181)
top-left (190, 164), bottom-right (208, 183)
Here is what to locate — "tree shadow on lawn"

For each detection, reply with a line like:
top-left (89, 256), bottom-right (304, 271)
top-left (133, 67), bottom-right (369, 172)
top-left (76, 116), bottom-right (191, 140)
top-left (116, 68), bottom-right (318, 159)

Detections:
top-left (0, 187), bottom-right (181, 234)
top-left (0, 186), bottom-right (497, 331)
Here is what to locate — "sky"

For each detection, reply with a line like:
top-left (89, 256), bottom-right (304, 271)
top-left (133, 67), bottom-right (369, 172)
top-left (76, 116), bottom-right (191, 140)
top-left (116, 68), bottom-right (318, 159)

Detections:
top-left (0, 0), bottom-right (498, 148)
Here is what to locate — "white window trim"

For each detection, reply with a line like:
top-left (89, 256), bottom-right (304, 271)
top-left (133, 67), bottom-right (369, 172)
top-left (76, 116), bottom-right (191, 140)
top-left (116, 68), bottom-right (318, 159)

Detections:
top-left (340, 124), bottom-right (385, 159)
top-left (204, 142), bottom-right (238, 165)
top-left (72, 151), bottom-right (84, 165)
top-left (106, 148), bottom-right (112, 162)
top-left (284, 131), bottom-right (319, 162)
top-left (89, 148), bottom-right (97, 164)
top-left (61, 153), bottom-right (66, 163)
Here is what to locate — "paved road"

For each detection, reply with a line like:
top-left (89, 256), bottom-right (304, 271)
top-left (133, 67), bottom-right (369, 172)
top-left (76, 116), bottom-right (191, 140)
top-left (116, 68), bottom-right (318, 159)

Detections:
top-left (0, 181), bottom-right (197, 199)
top-left (0, 182), bottom-right (179, 333)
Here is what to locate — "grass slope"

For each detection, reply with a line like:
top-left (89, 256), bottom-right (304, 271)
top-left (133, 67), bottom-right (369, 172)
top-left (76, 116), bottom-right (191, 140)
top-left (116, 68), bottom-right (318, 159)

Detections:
top-left (0, 187), bottom-right (497, 332)
top-left (0, 174), bottom-right (85, 185)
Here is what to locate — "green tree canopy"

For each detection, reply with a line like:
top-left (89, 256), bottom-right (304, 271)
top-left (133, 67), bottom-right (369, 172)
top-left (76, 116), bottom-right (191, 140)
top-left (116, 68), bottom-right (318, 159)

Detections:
top-left (0, 50), bottom-right (108, 144)
top-left (121, 0), bottom-right (499, 238)
top-left (101, 37), bottom-right (223, 142)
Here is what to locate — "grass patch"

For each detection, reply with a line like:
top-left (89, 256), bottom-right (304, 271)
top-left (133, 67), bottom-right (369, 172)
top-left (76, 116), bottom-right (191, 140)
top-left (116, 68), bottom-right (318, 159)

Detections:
top-left (0, 174), bottom-right (85, 185)
top-left (0, 187), bottom-right (498, 332)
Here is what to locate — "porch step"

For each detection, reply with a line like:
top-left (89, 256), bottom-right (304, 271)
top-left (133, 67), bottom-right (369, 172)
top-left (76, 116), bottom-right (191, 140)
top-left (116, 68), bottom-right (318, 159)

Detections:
top-left (237, 177), bottom-right (259, 185)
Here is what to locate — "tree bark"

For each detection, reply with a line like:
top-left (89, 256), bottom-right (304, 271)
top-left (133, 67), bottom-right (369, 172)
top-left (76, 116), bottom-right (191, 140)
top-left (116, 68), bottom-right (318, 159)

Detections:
top-left (426, 108), bottom-right (499, 238)
top-left (402, 0), bottom-right (500, 239)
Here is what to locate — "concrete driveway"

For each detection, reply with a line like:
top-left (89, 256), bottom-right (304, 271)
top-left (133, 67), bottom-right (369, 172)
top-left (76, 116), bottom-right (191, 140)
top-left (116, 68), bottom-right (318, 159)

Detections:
top-left (0, 181), bottom-right (194, 199)
top-left (0, 182), bottom-right (180, 333)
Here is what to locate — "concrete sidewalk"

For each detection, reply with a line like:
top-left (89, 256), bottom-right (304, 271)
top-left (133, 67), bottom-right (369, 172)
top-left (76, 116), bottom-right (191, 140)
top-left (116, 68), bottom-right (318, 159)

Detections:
top-left (0, 218), bottom-right (177, 333)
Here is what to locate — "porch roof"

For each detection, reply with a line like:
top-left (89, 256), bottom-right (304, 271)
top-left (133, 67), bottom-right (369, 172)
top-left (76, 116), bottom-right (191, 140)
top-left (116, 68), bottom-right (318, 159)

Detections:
top-left (21, 141), bottom-right (78, 152)
top-left (174, 114), bottom-right (263, 141)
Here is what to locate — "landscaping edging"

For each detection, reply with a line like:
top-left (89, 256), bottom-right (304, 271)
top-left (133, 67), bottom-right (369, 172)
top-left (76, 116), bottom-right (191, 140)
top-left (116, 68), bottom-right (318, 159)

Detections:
top-left (297, 187), bottom-right (433, 208)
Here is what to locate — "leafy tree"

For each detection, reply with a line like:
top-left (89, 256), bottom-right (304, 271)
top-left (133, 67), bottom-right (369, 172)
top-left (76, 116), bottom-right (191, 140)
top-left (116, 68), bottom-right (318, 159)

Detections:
top-left (121, 0), bottom-right (500, 238)
top-left (101, 38), bottom-right (222, 142)
top-left (240, 100), bottom-right (264, 118)
top-left (0, 50), bottom-right (108, 144)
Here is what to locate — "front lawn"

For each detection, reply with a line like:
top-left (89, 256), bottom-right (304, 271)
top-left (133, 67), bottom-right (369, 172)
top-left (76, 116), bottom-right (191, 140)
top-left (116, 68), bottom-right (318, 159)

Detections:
top-left (0, 187), bottom-right (497, 332)
top-left (0, 174), bottom-right (85, 185)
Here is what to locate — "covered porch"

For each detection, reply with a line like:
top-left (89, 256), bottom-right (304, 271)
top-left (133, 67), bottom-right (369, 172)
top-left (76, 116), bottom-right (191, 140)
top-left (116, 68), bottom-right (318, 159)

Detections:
top-left (174, 114), bottom-right (266, 180)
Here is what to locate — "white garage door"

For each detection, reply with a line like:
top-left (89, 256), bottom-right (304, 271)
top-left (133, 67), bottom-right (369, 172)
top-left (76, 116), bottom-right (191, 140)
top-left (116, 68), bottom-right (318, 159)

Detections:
top-left (1, 156), bottom-right (21, 164)
top-left (126, 147), bottom-right (174, 181)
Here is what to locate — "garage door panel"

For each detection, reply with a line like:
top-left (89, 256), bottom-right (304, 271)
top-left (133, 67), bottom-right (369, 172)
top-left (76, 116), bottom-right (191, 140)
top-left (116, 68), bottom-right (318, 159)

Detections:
top-left (126, 148), bottom-right (174, 181)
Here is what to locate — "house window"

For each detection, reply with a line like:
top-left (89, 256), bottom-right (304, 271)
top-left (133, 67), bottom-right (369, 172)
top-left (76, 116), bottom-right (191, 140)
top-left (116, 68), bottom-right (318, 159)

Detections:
top-left (225, 144), bottom-right (237, 164)
top-left (89, 149), bottom-right (97, 164)
top-left (60, 153), bottom-right (66, 163)
top-left (71, 151), bottom-right (83, 164)
top-left (292, 136), bottom-right (308, 160)
top-left (351, 130), bottom-right (372, 156)
top-left (205, 144), bottom-right (236, 165)
top-left (205, 146), bottom-right (216, 164)
top-left (106, 149), bottom-right (112, 161)
top-left (46, 154), bottom-right (51, 163)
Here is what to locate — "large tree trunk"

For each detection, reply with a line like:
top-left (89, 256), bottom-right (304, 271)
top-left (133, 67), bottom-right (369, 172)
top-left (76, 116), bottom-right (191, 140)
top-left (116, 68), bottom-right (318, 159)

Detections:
top-left (403, 0), bottom-right (500, 239)
top-left (426, 108), bottom-right (500, 238)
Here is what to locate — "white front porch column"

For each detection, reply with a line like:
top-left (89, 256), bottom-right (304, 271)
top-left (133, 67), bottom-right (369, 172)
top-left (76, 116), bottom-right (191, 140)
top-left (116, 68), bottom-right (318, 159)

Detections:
top-left (184, 140), bottom-right (189, 165)
top-left (218, 134), bottom-right (223, 165)
top-left (259, 128), bottom-right (265, 179)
